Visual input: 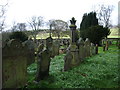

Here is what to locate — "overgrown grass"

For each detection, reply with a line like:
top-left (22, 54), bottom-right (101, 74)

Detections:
top-left (26, 45), bottom-right (119, 88)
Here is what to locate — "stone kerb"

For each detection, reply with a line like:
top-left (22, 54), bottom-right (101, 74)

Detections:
top-left (2, 39), bottom-right (28, 88)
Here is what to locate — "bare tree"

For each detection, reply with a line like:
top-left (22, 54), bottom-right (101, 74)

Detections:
top-left (51, 20), bottom-right (68, 39)
top-left (11, 21), bottom-right (17, 32)
top-left (46, 19), bottom-right (56, 37)
top-left (28, 16), bottom-right (44, 43)
top-left (97, 4), bottom-right (114, 28)
top-left (11, 22), bottom-right (26, 32)
top-left (0, 1), bottom-right (8, 31)
top-left (17, 23), bottom-right (26, 31)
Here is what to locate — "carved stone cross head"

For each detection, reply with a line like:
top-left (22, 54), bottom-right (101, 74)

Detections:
top-left (70, 17), bottom-right (76, 25)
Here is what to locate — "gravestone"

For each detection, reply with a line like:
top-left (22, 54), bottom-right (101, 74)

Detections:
top-left (64, 17), bottom-right (79, 71)
top-left (102, 39), bottom-right (105, 46)
top-left (64, 49), bottom-right (73, 71)
top-left (23, 38), bottom-right (35, 66)
top-left (35, 37), bottom-right (52, 82)
top-left (84, 38), bottom-right (91, 57)
top-left (95, 44), bottom-right (98, 54)
top-left (77, 38), bottom-right (85, 61)
top-left (52, 40), bottom-right (60, 57)
top-left (105, 40), bottom-right (109, 50)
top-left (103, 44), bottom-right (106, 51)
top-left (102, 39), bottom-right (107, 51)
top-left (35, 49), bottom-right (51, 81)
top-left (64, 44), bottom-right (79, 71)
top-left (70, 45), bottom-right (79, 66)
top-left (90, 43), bottom-right (94, 56)
top-left (37, 43), bottom-right (44, 54)
top-left (2, 39), bottom-right (28, 88)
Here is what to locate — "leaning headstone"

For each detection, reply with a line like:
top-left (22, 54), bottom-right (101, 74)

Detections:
top-left (2, 39), bottom-right (27, 88)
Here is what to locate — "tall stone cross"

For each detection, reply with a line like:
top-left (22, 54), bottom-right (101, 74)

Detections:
top-left (69, 17), bottom-right (77, 44)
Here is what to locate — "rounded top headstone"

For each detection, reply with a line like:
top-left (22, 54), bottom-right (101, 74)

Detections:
top-left (77, 38), bottom-right (84, 45)
top-left (7, 39), bottom-right (22, 48)
top-left (85, 38), bottom-right (90, 45)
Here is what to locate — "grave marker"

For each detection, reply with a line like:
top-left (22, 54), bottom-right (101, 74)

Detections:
top-left (2, 39), bottom-right (28, 88)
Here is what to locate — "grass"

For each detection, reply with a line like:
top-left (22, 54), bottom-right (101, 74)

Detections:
top-left (25, 45), bottom-right (119, 88)
top-left (108, 28), bottom-right (119, 38)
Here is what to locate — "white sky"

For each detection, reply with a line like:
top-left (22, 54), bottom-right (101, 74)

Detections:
top-left (0, 0), bottom-right (119, 30)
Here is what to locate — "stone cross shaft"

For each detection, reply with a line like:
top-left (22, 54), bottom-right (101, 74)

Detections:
top-left (69, 17), bottom-right (77, 43)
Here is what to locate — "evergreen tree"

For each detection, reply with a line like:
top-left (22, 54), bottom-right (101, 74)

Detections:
top-left (80, 12), bottom-right (98, 40)
top-left (80, 12), bottom-right (98, 31)
top-left (80, 12), bottom-right (110, 45)
top-left (86, 25), bottom-right (109, 45)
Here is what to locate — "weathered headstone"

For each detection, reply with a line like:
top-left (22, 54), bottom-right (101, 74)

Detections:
top-left (64, 49), bottom-right (73, 71)
top-left (102, 39), bottom-right (105, 46)
top-left (35, 37), bottom-right (52, 82)
top-left (23, 38), bottom-right (35, 66)
top-left (52, 40), bottom-right (60, 57)
top-left (84, 38), bottom-right (91, 57)
top-left (103, 44), bottom-right (106, 51)
top-left (35, 49), bottom-right (51, 81)
top-left (2, 39), bottom-right (28, 88)
top-left (77, 38), bottom-right (85, 62)
top-left (70, 45), bottom-right (79, 66)
top-left (95, 44), bottom-right (98, 54)
top-left (90, 43), bottom-right (95, 56)
top-left (37, 43), bottom-right (44, 54)
top-left (105, 40), bottom-right (109, 50)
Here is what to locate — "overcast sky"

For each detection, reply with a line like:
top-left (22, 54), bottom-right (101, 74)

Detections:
top-left (1, 0), bottom-right (119, 30)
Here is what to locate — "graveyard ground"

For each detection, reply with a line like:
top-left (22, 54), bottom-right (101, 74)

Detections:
top-left (25, 44), bottom-right (119, 88)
